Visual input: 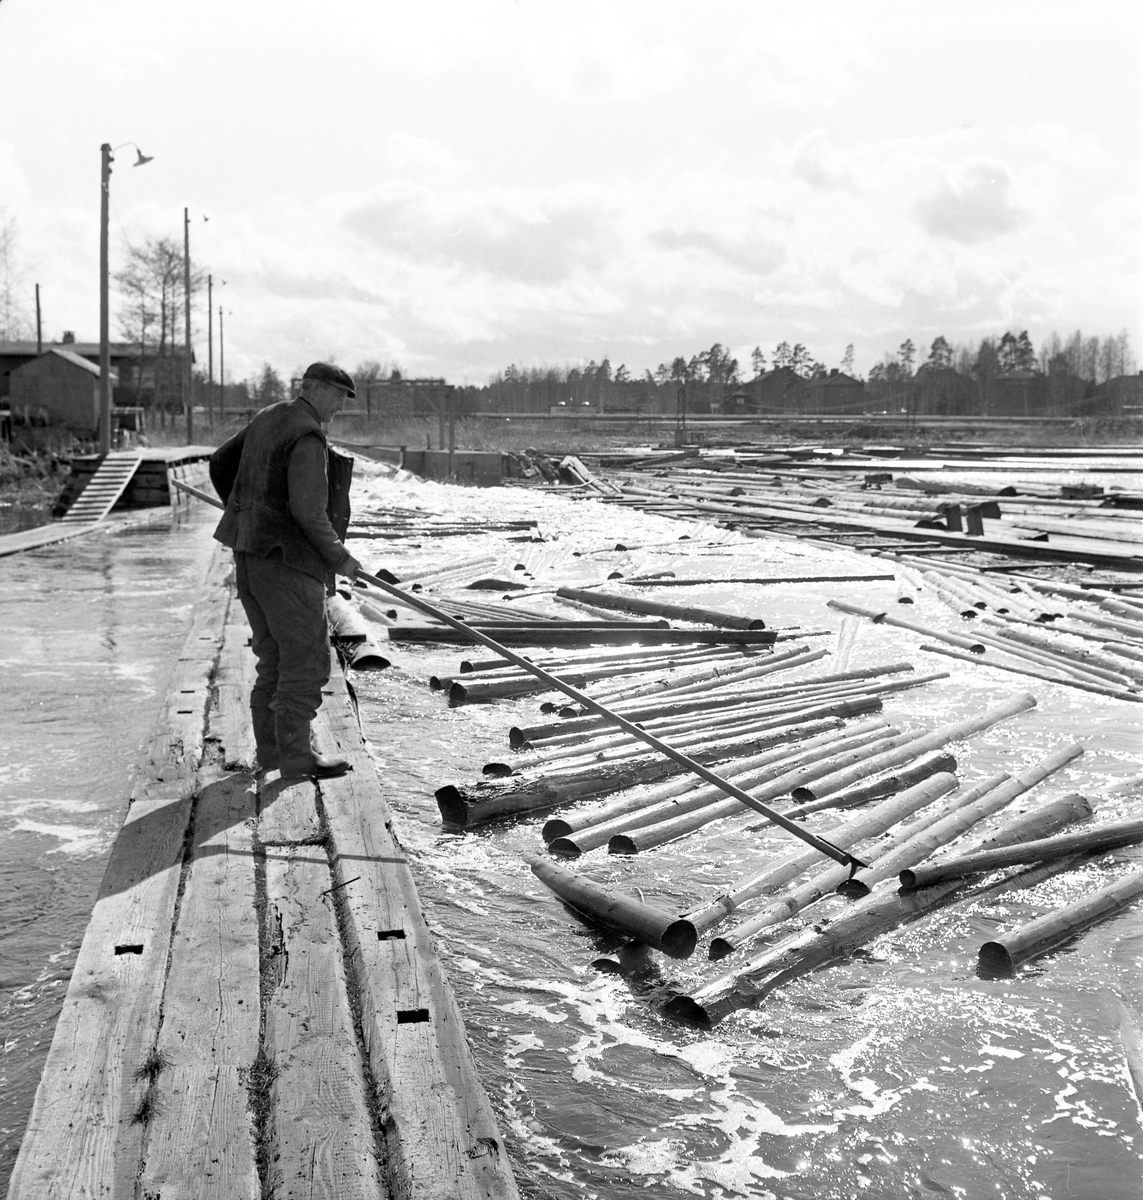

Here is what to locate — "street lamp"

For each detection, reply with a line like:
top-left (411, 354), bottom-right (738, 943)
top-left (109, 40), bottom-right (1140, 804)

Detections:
top-left (99, 141), bottom-right (152, 455)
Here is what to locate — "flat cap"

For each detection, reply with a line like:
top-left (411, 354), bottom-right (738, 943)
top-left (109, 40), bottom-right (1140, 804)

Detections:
top-left (302, 361), bottom-right (356, 397)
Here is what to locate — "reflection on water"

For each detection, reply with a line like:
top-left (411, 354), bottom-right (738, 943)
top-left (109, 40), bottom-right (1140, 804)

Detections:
top-left (0, 511), bottom-right (217, 1187)
top-left (0, 504), bottom-right (51, 536)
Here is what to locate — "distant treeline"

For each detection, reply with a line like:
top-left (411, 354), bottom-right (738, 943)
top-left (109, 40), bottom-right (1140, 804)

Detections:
top-left (184, 327), bottom-right (1141, 424)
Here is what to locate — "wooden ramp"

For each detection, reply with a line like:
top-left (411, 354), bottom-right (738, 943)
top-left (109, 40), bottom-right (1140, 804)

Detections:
top-left (59, 453), bottom-right (142, 523)
top-left (6, 546), bottom-right (519, 1200)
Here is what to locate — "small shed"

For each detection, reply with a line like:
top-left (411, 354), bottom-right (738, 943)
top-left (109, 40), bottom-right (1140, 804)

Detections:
top-left (7, 349), bottom-right (117, 433)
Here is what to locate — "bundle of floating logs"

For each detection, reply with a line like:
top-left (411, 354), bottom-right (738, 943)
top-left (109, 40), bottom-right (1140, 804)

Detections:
top-left (827, 561), bottom-right (1143, 702)
top-left (586, 454), bottom-right (1143, 572)
top-left (343, 477), bottom-right (1142, 1031)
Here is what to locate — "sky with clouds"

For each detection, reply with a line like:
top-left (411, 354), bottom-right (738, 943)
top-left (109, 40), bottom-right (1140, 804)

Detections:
top-left (0, 0), bottom-right (1140, 384)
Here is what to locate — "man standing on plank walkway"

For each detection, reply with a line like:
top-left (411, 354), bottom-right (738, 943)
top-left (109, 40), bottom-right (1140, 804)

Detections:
top-left (209, 361), bottom-right (362, 779)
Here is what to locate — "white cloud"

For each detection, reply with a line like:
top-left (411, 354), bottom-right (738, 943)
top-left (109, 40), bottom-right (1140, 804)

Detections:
top-left (729, 10), bottom-right (876, 106)
top-left (916, 159), bottom-right (1028, 244)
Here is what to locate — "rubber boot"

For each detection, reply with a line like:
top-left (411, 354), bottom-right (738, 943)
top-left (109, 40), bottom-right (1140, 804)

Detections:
top-left (275, 711), bottom-right (351, 780)
top-left (251, 704), bottom-right (279, 772)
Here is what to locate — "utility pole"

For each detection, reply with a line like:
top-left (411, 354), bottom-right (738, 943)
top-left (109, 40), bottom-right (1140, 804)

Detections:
top-left (207, 274), bottom-right (213, 427)
top-left (184, 207), bottom-right (193, 444)
top-left (219, 305), bottom-right (225, 420)
top-left (99, 143), bottom-right (112, 455)
top-left (35, 284), bottom-right (42, 354)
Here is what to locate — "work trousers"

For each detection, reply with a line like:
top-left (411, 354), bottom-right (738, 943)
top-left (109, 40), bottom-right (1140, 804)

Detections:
top-left (235, 551), bottom-right (330, 723)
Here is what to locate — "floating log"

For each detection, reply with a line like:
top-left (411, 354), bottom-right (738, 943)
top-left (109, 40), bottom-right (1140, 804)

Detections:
top-left (826, 598), bottom-right (987, 653)
top-left (900, 816), bottom-right (1143, 890)
top-left (459, 641), bottom-right (753, 675)
top-left (978, 865), bottom-right (1143, 977)
top-left (525, 854), bottom-right (696, 958)
top-left (607, 729), bottom-right (912, 856)
top-left (980, 621), bottom-right (1143, 685)
top-left (326, 595), bottom-right (391, 669)
top-left (969, 628), bottom-right (1137, 689)
top-left (1101, 597), bottom-right (1143, 621)
top-left (442, 641), bottom-right (762, 692)
top-left (582, 646), bottom-right (827, 708)
top-left (781, 751), bottom-right (957, 818)
top-left (389, 624), bottom-right (777, 647)
top-left (673, 788), bottom-right (1093, 1025)
top-left (326, 593), bottom-right (371, 642)
top-left (554, 586), bottom-right (766, 630)
top-left (356, 597), bottom-right (395, 626)
top-left (382, 553), bottom-right (499, 584)
top-left (512, 699), bottom-right (843, 773)
top-left (344, 641), bottom-right (392, 670)
top-left (919, 644), bottom-right (1143, 702)
top-left (465, 645), bottom-right (816, 709)
top-left (688, 768), bottom-right (1003, 935)
top-left (836, 760), bottom-right (1090, 900)
top-left (619, 573), bottom-right (898, 587)
top-left (708, 773), bottom-right (963, 957)
top-left (539, 718), bottom-right (880, 844)
top-left (529, 662), bottom-right (931, 739)
top-left (353, 572), bottom-right (869, 867)
top-left (789, 692), bottom-right (1038, 802)
top-left (547, 723), bottom-right (894, 857)
top-left (440, 719), bottom-right (887, 831)
top-left (516, 692), bottom-right (886, 756)
top-left (524, 703), bottom-right (848, 780)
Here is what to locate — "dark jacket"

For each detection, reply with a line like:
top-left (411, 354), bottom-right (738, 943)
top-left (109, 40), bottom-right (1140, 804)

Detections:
top-left (210, 398), bottom-right (355, 585)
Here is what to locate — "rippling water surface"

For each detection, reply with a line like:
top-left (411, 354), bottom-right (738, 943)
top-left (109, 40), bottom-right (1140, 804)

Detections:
top-left (2, 459), bottom-right (1141, 1198)
top-left (349, 461), bottom-right (1143, 1200)
top-left (0, 509), bottom-right (217, 1187)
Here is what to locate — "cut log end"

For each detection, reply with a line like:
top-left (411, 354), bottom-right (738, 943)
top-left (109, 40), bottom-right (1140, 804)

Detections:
top-left (542, 817), bottom-right (573, 842)
top-left (435, 785), bottom-right (469, 827)
top-left (609, 833), bottom-right (638, 855)
top-left (661, 995), bottom-right (712, 1029)
top-left (448, 683), bottom-right (470, 706)
top-left (708, 936), bottom-right (735, 961)
top-left (977, 942), bottom-right (1016, 979)
top-left (482, 762), bottom-right (514, 778)
top-left (508, 727), bottom-right (527, 748)
top-left (546, 837), bottom-right (581, 859)
top-left (661, 919), bottom-right (699, 960)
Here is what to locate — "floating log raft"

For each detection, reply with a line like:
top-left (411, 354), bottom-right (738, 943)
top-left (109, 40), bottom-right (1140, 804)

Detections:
top-left (672, 782), bottom-right (1093, 1027)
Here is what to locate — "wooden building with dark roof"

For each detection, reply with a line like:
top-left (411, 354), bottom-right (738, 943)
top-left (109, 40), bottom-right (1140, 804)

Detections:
top-left (7, 349), bottom-right (118, 433)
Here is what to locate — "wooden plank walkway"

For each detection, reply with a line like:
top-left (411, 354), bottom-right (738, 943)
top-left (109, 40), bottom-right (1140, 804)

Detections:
top-left (0, 520), bottom-right (102, 558)
top-left (6, 546), bottom-right (519, 1200)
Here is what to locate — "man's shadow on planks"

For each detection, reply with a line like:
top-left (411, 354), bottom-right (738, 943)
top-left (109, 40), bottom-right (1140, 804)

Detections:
top-left (96, 769), bottom-right (384, 902)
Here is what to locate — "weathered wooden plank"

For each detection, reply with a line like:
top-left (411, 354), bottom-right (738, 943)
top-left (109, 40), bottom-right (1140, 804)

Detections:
top-left (258, 775), bottom-right (323, 844)
top-left (6, 547), bottom-right (232, 1200)
top-left (207, 602), bottom-right (257, 772)
top-left (138, 770), bottom-right (260, 1200)
top-left (264, 849), bottom-right (383, 1200)
top-left (315, 671), bottom-right (521, 1200)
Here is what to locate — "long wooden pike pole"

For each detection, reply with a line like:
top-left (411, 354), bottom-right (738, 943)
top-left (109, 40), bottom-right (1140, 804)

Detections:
top-left (170, 477), bottom-right (862, 868)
